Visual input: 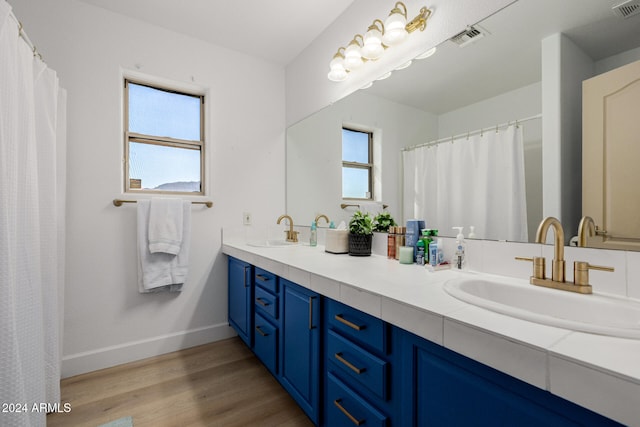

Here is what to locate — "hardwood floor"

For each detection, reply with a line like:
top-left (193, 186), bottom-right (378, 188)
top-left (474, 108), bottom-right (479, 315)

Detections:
top-left (47, 338), bottom-right (314, 427)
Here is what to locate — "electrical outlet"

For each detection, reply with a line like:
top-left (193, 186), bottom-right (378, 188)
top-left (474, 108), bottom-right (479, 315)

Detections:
top-left (242, 212), bottom-right (252, 225)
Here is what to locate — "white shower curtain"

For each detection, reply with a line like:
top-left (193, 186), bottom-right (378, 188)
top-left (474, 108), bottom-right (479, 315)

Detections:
top-left (403, 125), bottom-right (528, 242)
top-left (0, 3), bottom-right (66, 426)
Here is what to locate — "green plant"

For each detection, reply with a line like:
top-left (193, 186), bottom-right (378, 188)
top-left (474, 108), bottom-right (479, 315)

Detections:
top-left (349, 211), bottom-right (374, 235)
top-left (373, 212), bottom-right (397, 232)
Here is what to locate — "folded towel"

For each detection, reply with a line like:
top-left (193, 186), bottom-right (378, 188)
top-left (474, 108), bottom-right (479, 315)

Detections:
top-left (148, 198), bottom-right (184, 255)
top-left (137, 200), bottom-right (191, 293)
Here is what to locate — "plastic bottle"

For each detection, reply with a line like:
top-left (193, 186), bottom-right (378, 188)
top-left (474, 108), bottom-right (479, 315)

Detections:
top-left (452, 226), bottom-right (466, 270)
top-left (429, 240), bottom-right (438, 266)
top-left (468, 226), bottom-right (476, 239)
top-left (310, 221), bottom-right (317, 247)
top-left (436, 238), bottom-right (444, 264)
top-left (416, 238), bottom-right (426, 265)
top-left (329, 221), bottom-right (336, 229)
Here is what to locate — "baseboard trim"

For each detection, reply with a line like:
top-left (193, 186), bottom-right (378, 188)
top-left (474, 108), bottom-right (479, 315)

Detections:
top-left (61, 322), bottom-right (237, 378)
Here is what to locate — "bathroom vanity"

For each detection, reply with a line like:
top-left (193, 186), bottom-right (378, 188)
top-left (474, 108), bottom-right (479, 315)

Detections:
top-left (224, 235), bottom-right (638, 426)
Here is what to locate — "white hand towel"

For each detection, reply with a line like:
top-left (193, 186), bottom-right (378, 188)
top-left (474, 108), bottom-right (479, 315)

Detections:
top-left (148, 198), bottom-right (184, 255)
top-left (137, 200), bottom-right (191, 293)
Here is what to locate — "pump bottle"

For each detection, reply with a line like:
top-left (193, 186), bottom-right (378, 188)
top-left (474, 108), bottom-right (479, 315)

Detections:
top-left (310, 221), bottom-right (317, 247)
top-left (452, 226), bottom-right (466, 270)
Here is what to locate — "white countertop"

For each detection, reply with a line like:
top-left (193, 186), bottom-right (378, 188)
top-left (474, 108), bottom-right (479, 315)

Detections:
top-left (222, 235), bottom-right (640, 425)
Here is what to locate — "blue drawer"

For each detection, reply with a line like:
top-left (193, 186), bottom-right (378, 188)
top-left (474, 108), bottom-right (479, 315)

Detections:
top-left (327, 330), bottom-right (389, 400)
top-left (254, 267), bottom-right (278, 293)
top-left (326, 372), bottom-right (388, 427)
top-left (254, 313), bottom-right (278, 375)
top-left (255, 286), bottom-right (278, 320)
top-left (327, 299), bottom-right (387, 353)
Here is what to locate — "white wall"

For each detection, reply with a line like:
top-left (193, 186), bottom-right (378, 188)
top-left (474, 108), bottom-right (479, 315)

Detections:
top-left (10, 0), bottom-right (286, 377)
top-left (286, 90), bottom-right (437, 226)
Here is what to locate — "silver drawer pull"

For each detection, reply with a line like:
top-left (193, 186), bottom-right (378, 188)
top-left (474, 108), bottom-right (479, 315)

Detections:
top-left (255, 297), bottom-right (269, 307)
top-left (256, 274), bottom-right (270, 282)
top-left (334, 352), bottom-right (365, 374)
top-left (335, 314), bottom-right (365, 331)
top-left (255, 326), bottom-right (268, 337)
top-left (334, 399), bottom-right (364, 426)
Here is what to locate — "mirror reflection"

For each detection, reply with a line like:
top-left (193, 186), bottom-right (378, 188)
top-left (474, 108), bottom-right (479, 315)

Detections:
top-left (286, 0), bottom-right (640, 244)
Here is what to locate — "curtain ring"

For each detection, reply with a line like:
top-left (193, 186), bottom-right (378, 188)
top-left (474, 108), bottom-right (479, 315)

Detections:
top-left (495, 124), bottom-right (499, 133)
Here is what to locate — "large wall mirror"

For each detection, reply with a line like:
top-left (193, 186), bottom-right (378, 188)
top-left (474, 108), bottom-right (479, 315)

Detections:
top-left (286, 0), bottom-right (640, 245)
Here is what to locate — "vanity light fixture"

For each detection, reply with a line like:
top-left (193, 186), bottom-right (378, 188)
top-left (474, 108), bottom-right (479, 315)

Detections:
top-left (361, 19), bottom-right (386, 60)
top-left (328, 47), bottom-right (348, 82)
top-left (344, 35), bottom-right (366, 70)
top-left (327, 1), bottom-right (432, 82)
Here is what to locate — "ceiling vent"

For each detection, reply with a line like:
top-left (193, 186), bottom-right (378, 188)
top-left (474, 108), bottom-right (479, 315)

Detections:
top-left (449, 25), bottom-right (489, 48)
top-left (612, 0), bottom-right (640, 18)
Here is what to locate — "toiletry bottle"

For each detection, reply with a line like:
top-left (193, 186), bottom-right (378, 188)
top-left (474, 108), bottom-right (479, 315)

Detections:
top-left (429, 239), bottom-right (438, 266)
top-left (395, 227), bottom-right (406, 260)
top-left (452, 227), bottom-right (466, 270)
top-left (468, 226), bottom-right (476, 239)
top-left (387, 226), bottom-right (396, 259)
top-left (310, 221), bottom-right (317, 247)
top-left (436, 238), bottom-right (444, 264)
top-left (416, 238), bottom-right (425, 265)
top-left (329, 221), bottom-right (336, 229)
top-left (422, 229), bottom-right (432, 263)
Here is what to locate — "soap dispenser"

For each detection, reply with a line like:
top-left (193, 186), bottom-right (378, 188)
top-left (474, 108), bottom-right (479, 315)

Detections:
top-left (310, 221), bottom-right (317, 247)
top-left (452, 227), bottom-right (466, 270)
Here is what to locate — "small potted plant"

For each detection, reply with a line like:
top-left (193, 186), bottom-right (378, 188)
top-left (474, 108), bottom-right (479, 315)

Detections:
top-left (348, 210), bottom-right (374, 256)
top-left (373, 212), bottom-right (397, 233)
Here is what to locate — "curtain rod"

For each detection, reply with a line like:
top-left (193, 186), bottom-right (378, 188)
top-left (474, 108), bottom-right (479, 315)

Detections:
top-left (8, 10), bottom-right (43, 60)
top-left (401, 113), bottom-right (542, 152)
top-left (113, 199), bottom-right (213, 208)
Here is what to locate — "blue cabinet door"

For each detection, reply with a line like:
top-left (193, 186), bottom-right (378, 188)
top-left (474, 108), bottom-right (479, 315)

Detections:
top-left (280, 279), bottom-right (320, 424)
top-left (400, 329), bottom-right (621, 427)
top-left (228, 257), bottom-right (252, 347)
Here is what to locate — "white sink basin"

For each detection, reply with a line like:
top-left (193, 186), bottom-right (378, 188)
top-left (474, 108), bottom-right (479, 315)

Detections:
top-left (444, 277), bottom-right (640, 339)
top-left (246, 239), bottom-right (298, 248)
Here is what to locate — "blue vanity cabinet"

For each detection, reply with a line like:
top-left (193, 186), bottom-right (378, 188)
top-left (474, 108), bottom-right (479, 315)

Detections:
top-left (227, 257), bottom-right (252, 347)
top-left (398, 328), bottom-right (622, 427)
top-left (324, 299), bottom-right (399, 427)
top-left (280, 279), bottom-right (321, 425)
top-left (253, 267), bottom-right (280, 376)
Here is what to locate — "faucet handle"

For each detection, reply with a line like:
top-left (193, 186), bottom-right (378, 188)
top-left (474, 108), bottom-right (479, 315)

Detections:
top-left (573, 261), bottom-right (614, 287)
top-left (515, 256), bottom-right (546, 280)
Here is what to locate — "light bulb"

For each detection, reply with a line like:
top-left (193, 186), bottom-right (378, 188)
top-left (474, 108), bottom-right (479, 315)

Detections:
top-left (344, 39), bottom-right (364, 71)
top-left (327, 53), bottom-right (348, 82)
top-left (361, 21), bottom-right (385, 60)
top-left (382, 9), bottom-right (407, 46)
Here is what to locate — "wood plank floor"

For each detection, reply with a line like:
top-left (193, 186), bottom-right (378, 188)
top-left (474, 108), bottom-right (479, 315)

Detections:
top-left (47, 337), bottom-right (314, 427)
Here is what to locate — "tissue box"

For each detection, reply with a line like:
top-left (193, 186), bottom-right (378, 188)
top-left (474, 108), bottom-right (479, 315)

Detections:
top-left (325, 229), bottom-right (349, 254)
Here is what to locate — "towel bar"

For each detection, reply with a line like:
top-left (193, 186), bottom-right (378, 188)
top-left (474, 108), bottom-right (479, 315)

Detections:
top-left (340, 203), bottom-right (388, 210)
top-left (113, 199), bottom-right (213, 208)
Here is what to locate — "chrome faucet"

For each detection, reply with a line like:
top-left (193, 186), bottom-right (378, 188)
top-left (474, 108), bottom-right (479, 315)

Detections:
top-left (314, 214), bottom-right (330, 226)
top-left (517, 216), bottom-right (613, 294)
top-left (277, 214), bottom-right (299, 243)
top-left (535, 216), bottom-right (566, 283)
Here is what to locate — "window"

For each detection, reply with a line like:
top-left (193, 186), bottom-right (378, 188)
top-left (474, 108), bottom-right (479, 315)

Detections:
top-left (342, 127), bottom-right (373, 199)
top-left (124, 79), bottom-right (204, 194)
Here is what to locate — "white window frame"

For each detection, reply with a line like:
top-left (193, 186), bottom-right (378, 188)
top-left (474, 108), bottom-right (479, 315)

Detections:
top-left (123, 78), bottom-right (205, 195)
top-left (342, 126), bottom-right (374, 201)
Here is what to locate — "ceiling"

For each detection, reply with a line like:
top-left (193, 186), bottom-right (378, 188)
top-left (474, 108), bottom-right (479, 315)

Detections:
top-left (75, 0), bottom-right (640, 115)
top-left (366, 0), bottom-right (640, 114)
top-left (75, 0), bottom-right (356, 66)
